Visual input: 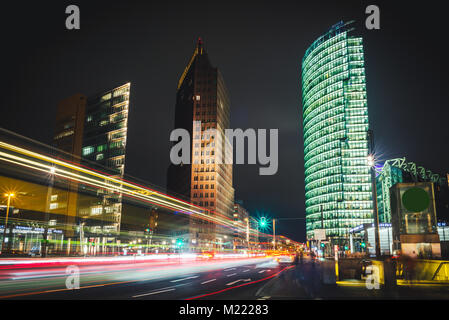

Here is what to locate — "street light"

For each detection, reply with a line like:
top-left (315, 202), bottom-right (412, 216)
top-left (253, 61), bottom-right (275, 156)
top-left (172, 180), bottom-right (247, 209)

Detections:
top-left (42, 165), bottom-right (56, 257)
top-left (368, 154), bottom-right (381, 258)
top-left (367, 154), bottom-right (375, 167)
top-left (1, 193), bottom-right (15, 255)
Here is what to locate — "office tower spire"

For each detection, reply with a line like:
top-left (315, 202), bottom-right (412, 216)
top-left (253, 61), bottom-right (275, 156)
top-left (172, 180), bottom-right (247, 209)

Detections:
top-left (168, 39), bottom-right (234, 250)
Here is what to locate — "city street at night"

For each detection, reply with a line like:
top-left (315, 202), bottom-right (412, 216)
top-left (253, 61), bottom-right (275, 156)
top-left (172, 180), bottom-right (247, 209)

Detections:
top-left (0, 0), bottom-right (449, 315)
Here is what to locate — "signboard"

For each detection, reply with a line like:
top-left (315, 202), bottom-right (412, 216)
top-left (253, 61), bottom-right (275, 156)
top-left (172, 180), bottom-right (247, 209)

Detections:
top-left (314, 229), bottom-right (326, 241)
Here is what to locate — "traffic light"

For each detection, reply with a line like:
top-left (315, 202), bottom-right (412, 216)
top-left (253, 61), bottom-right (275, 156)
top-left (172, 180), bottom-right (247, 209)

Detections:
top-left (259, 217), bottom-right (268, 229)
top-left (320, 242), bottom-right (325, 248)
top-left (344, 245), bottom-right (348, 251)
top-left (361, 242), bottom-right (366, 248)
top-left (176, 239), bottom-right (184, 247)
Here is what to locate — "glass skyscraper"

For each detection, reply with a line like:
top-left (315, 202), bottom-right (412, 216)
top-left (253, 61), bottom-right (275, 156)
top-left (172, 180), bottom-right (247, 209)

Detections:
top-left (54, 83), bottom-right (131, 237)
top-left (302, 21), bottom-right (373, 243)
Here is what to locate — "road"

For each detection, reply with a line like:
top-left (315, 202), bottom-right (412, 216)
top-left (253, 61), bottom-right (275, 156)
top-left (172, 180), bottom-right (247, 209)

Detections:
top-left (0, 255), bottom-right (298, 300)
top-left (2, 255), bottom-right (449, 300)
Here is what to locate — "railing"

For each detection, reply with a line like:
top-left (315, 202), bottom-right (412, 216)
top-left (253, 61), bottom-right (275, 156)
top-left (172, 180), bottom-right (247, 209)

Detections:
top-left (432, 262), bottom-right (449, 281)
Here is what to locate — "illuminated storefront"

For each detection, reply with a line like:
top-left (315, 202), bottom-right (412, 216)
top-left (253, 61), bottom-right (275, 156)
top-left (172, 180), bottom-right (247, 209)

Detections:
top-left (302, 21), bottom-right (373, 243)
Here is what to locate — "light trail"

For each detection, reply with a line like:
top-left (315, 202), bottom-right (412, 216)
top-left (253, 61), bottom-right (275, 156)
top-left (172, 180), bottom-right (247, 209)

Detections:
top-left (0, 257), bottom-right (273, 299)
top-left (0, 140), bottom-right (302, 248)
top-left (0, 141), bottom-right (249, 233)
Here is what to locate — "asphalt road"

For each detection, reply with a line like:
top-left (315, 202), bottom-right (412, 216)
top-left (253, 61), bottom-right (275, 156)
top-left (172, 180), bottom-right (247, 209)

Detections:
top-left (0, 256), bottom-right (300, 300)
top-left (2, 256), bottom-right (449, 300)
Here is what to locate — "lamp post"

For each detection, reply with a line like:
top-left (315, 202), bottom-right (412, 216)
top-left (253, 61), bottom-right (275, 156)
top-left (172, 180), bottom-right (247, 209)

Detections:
top-left (244, 218), bottom-right (250, 251)
top-left (368, 154), bottom-right (381, 258)
top-left (42, 166), bottom-right (56, 257)
top-left (1, 193), bottom-right (15, 255)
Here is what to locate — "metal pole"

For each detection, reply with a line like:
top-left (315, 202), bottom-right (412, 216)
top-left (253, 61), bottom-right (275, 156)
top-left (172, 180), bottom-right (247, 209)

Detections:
top-left (273, 219), bottom-right (276, 251)
top-left (1, 195), bottom-right (12, 255)
top-left (246, 218), bottom-right (249, 251)
top-left (371, 166), bottom-right (381, 258)
top-left (42, 171), bottom-right (55, 257)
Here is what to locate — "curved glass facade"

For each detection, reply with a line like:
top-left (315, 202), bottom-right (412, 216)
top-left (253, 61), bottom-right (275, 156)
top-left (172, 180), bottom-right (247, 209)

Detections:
top-left (301, 21), bottom-right (373, 242)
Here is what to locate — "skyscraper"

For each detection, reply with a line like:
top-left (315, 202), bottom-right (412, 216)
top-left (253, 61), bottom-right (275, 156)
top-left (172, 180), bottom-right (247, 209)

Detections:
top-left (54, 83), bottom-right (131, 241)
top-left (167, 39), bottom-right (234, 250)
top-left (301, 21), bottom-right (373, 245)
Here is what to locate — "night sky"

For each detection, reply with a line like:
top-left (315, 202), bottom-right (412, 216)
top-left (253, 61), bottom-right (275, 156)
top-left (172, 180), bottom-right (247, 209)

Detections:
top-left (1, 1), bottom-right (447, 242)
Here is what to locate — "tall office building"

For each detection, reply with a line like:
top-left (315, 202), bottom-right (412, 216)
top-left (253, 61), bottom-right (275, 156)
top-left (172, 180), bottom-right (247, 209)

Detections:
top-left (54, 83), bottom-right (131, 237)
top-left (167, 39), bottom-right (234, 249)
top-left (301, 21), bottom-right (373, 244)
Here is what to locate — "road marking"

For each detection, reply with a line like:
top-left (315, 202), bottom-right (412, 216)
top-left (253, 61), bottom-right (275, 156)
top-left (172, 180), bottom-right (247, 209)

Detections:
top-left (170, 275), bottom-right (198, 283)
top-left (226, 279), bottom-right (251, 286)
top-left (224, 268), bottom-right (236, 271)
top-left (257, 296), bottom-right (271, 300)
top-left (186, 265), bottom-right (295, 300)
top-left (201, 279), bottom-right (217, 285)
top-left (226, 273), bottom-right (237, 277)
top-left (133, 288), bottom-right (175, 298)
top-left (243, 269), bottom-right (250, 272)
top-left (258, 270), bottom-right (266, 273)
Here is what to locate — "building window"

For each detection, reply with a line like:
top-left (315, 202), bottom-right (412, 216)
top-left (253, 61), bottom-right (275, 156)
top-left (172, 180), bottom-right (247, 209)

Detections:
top-left (82, 146), bottom-right (94, 156)
top-left (97, 144), bottom-right (107, 152)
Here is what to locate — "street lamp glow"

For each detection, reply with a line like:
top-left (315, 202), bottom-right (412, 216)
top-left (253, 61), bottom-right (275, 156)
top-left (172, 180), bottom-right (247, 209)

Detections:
top-left (367, 155), bottom-right (375, 167)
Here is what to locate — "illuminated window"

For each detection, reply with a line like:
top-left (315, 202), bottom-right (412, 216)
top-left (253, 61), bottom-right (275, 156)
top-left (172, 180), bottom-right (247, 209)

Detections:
top-left (82, 146), bottom-right (94, 156)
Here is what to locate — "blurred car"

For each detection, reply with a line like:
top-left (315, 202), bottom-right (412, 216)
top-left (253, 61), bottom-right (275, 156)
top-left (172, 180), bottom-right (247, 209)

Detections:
top-left (275, 255), bottom-right (294, 264)
top-left (28, 247), bottom-right (41, 257)
top-left (198, 251), bottom-right (215, 260)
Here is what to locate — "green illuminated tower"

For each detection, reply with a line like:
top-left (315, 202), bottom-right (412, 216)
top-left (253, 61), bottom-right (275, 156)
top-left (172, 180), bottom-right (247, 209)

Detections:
top-left (302, 21), bottom-right (373, 244)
